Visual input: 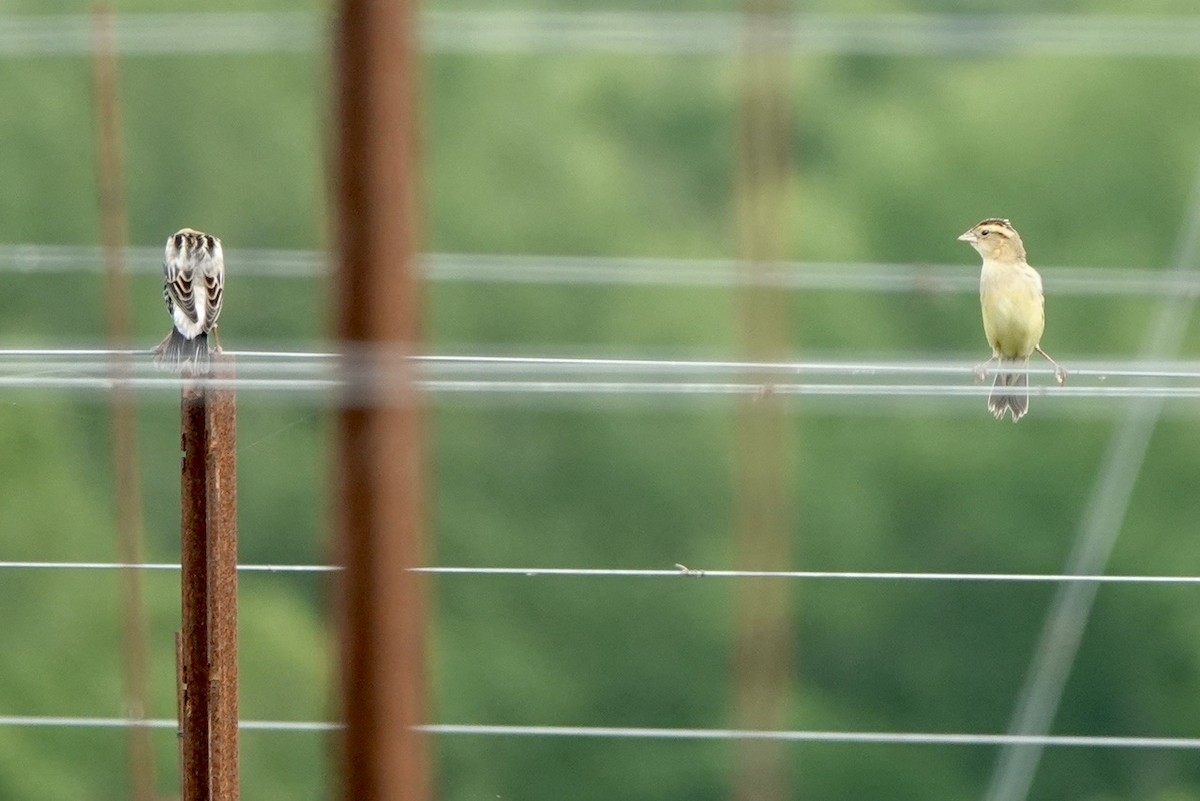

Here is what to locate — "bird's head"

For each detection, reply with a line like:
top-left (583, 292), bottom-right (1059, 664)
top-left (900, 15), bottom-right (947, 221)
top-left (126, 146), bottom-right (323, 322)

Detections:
top-left (958, 218), bottom-right (1026, 262)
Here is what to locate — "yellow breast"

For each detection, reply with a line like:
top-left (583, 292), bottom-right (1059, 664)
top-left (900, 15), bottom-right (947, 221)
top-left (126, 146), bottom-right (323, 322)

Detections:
top-left (980, 261), bottom-right (1045, 359)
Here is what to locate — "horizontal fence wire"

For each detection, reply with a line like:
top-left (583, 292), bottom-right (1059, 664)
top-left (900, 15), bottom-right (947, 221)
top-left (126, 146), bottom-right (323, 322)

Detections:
top-left (0, 561), bottom-right (338, 573)
top-left (415, 725), bottom-right (1200, 750)
top-left (3, 561), bottom-right (1200, 585)
top-left (6, 12), bottom-right (1200, 57)
top-left (0, 716), bottom-right (340, 732)
top-left (0, 244), bottom-right (1198, 296)
top-left (0, 350), bottom-right (1197, 403)
top-left (1, 716), bottom-right (1197, 749)
top-left (413, 566), bottom-right (1200, 584)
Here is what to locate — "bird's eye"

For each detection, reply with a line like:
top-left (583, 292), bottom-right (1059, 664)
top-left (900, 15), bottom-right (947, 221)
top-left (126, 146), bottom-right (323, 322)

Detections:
top-left (979, 230), bottom-right (990, 237)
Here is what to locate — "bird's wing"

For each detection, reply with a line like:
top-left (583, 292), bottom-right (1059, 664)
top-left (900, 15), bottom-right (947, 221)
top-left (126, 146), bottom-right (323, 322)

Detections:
top-left (1021, 263), bottom-right (1045, 296)
top-left (163, 257), bottom-right (198, 324)
top-left (203, 253), bottom-right (224, 331)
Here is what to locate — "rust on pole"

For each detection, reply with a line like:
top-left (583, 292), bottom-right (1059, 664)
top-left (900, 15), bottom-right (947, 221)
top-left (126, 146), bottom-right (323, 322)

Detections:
top-left (179, 385), bottom-right (211, 801)
top-left (90, 7), bottom-right (155, 801)
top-left (333, 0), bottom-right (429, 799)
top-left (730, 4), bottom-right (797, 801)
top-left (177, 355), bottom-right (240, 801)
top-left (206, 357), bottom-right (239, 801)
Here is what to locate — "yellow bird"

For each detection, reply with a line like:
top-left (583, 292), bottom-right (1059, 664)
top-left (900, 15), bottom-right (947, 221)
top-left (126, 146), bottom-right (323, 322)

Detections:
top-left (958, 218), bottom-right (1066, 422)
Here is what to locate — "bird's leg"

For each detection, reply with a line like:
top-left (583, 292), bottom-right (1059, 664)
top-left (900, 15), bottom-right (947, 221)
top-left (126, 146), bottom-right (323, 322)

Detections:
top-left (1035, 345), bottom-right (1067, 385)
top-left (973, 355), bottom-right (997, 384)
top-left (211, 324), bottom-right (223, 354)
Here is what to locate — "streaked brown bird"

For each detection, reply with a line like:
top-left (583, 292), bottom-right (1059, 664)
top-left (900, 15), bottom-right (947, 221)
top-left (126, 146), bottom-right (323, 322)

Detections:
top-left (153, 227), bottom-right (225, 373)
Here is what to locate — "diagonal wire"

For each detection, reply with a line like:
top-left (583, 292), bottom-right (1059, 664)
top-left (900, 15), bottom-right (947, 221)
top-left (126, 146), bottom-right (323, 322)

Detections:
top-left (984, 162), bottom-right (1200, 801)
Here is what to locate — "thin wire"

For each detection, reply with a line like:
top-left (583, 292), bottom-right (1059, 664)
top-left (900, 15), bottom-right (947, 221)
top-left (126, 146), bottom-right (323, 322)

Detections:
top-left (0, 561), bottom-right (337, 572)
top-left (5, 375), bottom-right (1200, 401)
top-left (411, 354), bottom-right (1200, 382)
top-left (0, 13), bottom-right (317, 56)
top-left (1, 244), bottom-right (1198, 297)
top-left (421, 382), bottom-right (1200, 399)
top-left (10, 348), bottom-right (1200, 379)
top-left (0, 348), bottom-right (1198, 416)
top-left (416, 725), bottom-right (1200, 749)
top-left (5, 561), bottom-right (1200, 585)
top-left (986, 157), bottom-right (1200, 801)
top-left (7, 13), bottom-right (1200, 57)
top-left (0, 715), bottom-right (340, 732)
top-left (4, 350), bottom-right (1200, 394)
top-left (423, 13), bottom-right (1200, 57)
top-left (0, 243), bottom-right (319, 277)
top-left (413, 566), bottom-right (1200, 585)
top-left (1, 716), bottom-right (1196, 749)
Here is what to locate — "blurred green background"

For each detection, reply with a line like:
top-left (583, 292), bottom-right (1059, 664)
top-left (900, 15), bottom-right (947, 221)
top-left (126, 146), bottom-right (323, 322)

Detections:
top-left (1, 1), bottom-right (1200, 799)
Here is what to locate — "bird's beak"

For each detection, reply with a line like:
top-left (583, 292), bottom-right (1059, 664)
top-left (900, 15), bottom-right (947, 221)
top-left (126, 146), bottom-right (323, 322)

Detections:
top-left (957, 230), bottom-right (977, 243)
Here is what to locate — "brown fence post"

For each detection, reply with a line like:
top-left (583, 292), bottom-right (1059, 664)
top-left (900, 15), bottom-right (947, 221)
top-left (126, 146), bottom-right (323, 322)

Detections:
top-left (333, 0), bottom-right (429, 799)
top-left (179, 385), bottom-right (211, 801)
top-left (730, 6), bottom-right (797, 801)
top-left (90, 7), bottom-right (155, 800)
top-left (177, 357), bottom-right (239, 801)
top-left (207, 356), bottom-right (239, 800)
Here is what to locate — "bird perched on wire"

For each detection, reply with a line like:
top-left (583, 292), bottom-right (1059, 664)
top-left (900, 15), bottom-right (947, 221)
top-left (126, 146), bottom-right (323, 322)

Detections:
top-left (153, 227), bottom-right (225, 374)
top-left (958, 218), bottom-right (1066, 422)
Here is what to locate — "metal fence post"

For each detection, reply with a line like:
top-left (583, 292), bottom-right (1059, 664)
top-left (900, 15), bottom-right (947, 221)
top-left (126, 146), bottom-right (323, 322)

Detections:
top-left (177, 356), bottom-right (239, 801)
top-left (333, 1), bottom-right (429, 799)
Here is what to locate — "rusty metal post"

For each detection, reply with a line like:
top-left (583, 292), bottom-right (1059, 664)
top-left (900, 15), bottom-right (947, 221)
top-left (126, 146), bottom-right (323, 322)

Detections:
top-left (730, 4), bottom-right (796, 801)
top-left (179, 386), bottom-right (211, 801)
top-left (90, 7), bottom-right (155, 801)
top-left (177, 356), bottom-right (239, 801)
top-left (206, 358), bottom-right (239, 801)
top-left (333, 0), bottom-right (429, 800)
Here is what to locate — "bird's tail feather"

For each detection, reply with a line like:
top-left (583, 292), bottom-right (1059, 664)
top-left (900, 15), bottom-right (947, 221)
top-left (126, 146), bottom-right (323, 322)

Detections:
top-left (988, 360), bottom-right (1029, 422)
top-left (153, 329), bottom-right (211, 374)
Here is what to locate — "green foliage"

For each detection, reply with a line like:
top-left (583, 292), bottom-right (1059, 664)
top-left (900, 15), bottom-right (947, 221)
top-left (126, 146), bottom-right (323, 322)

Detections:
top-left (2, 0), bottom-right (1200, 799)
